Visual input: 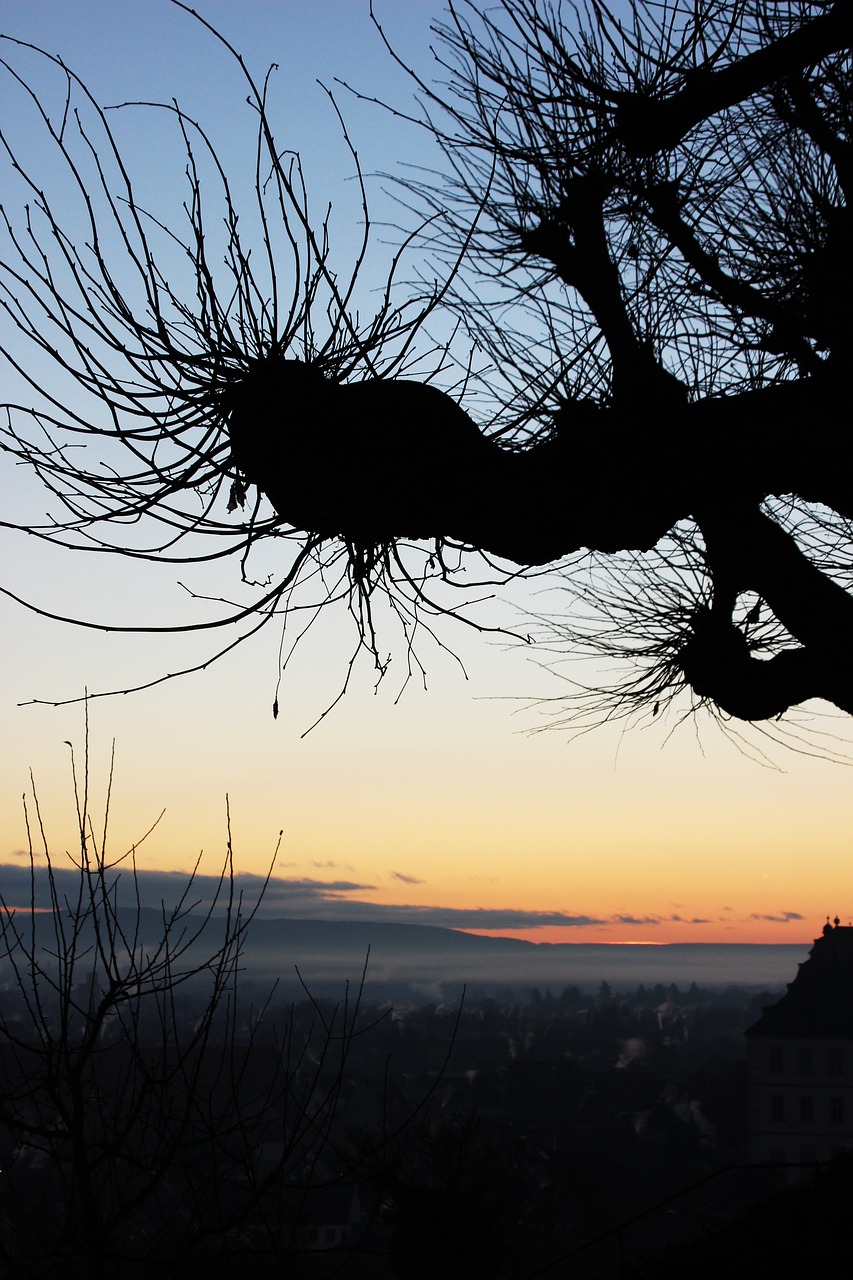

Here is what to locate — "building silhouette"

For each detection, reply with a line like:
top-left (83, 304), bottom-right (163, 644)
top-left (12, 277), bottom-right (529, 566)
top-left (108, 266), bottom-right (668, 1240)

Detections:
top-left (747, 917), bottom-right (853, 1169)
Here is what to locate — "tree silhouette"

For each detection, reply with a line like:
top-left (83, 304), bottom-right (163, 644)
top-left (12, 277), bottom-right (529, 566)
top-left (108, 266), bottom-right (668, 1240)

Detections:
top-left (1, 1), bottom-right (851, 734)
top-left (0, 725), bottom-right (385, 1277)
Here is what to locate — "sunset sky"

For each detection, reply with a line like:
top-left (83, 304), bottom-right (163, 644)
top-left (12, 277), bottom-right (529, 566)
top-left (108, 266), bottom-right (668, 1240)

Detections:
top-left (1, 0), bottom-right (851, 949)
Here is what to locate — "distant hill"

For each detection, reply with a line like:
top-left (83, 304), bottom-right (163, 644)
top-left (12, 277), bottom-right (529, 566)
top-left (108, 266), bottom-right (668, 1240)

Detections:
top-left (1, 907), bottom-right (810, 1000)
top-left (211, 917), bottom-right (809, 998)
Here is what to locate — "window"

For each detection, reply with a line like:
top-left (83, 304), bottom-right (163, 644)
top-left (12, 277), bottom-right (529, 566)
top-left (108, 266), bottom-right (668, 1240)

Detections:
top-left (831, 1097), bottom-right (844, 1124)
top-left (799, 1046), bottom-right (814, 1074)
top-left (800, 1095), bottom-right (814, 1123)
top-left (770, 1095), bottom-right (785, 1121)
top-left (769, 1047), bottom-right (783, 1073)
top-left (829, 1046), bottom-right (844, 1074)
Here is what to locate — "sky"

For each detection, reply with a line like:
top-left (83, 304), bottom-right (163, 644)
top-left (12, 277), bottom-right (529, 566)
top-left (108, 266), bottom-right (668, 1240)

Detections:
top-left (1, 0), bottom-right (851, 949)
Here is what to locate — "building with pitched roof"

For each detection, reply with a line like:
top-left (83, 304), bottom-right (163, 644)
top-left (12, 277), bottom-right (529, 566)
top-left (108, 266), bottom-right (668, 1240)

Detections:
top-left (746, 918), bottom-right (853, 1168)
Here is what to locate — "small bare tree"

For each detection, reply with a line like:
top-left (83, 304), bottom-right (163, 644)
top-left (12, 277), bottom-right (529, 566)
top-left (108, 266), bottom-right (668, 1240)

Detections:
top-left (0, 726), bottom-right (378, 1278)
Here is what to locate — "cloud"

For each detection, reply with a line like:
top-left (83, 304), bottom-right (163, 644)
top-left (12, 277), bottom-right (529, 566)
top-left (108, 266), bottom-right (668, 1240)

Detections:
top-left (0, 864), bottom-right (610, 932)
top-left (261, 878), bottom-right (378, 909)
top-left (335, 906), bottom-right (608, 930)
top-left (611, 914), bottom-right (663, 927)
top-left (3, 866), bottom-right (725, 935)
top-left (749, 911), bottom-right (804, 924)
top-left (0, 864), bottom-right (374, 915)
top-left (610, 914), bottom-right (714, 929)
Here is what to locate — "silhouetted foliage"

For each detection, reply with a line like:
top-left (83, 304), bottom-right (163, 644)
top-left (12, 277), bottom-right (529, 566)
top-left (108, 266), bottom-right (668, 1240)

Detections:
top-left (1, 2), bottom-right (851, 740)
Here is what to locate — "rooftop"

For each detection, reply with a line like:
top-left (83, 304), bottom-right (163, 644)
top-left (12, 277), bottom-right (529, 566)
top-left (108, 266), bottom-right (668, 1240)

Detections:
top-left (747, 918), bottom-right (853, 1040)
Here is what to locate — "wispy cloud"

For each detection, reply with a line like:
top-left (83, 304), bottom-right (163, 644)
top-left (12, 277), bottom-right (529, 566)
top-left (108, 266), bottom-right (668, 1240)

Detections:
top-left (347, 907), bottom-right (609, 930)
top-left (750, 911), bottom-right (804, 924)
top-left (0, 865), bottom-right (373, 915)
top-left (391, 871), bottom-right (424, 886)
top-left (612, 914), bottom-right (664, 927)
top-left (263, 877), bottom-right (378, 904)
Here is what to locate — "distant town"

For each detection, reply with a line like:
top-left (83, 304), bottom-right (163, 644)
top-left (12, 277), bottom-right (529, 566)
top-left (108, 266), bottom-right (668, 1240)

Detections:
top-left (4, 908), bottom-right (851, 1276)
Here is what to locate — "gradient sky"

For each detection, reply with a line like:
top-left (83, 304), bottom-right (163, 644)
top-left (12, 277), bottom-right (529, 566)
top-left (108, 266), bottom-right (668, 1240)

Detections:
top-left (1, 0), bottom-right (851, 948)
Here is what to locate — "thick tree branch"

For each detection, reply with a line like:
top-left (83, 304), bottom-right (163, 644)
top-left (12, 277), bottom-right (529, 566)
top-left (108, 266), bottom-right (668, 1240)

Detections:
top-left (677, 611), bottom-right (849, 720)
top-left (687, 502), bottom-right (853, 717)
top-left (615, 4), bottom-right (852, 155)
top-left (776, 71), bottom-right (853, 202)
top-left (520, 176), bottom-right (687, 407)
top-left (699, 503), bottom-right (853, 655)
top-left (229, 362), bottom-right (850, 568)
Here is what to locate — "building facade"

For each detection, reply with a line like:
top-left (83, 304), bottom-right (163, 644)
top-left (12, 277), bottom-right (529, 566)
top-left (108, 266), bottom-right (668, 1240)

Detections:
top-left (747, 918), bottom-right (853, 1168)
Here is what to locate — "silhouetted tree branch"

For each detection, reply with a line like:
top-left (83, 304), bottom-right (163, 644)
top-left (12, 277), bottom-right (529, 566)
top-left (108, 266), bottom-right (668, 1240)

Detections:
top-left (370, 0), bottom-right (853, 732)
top-left (1, 1), bottom-right (852, 737)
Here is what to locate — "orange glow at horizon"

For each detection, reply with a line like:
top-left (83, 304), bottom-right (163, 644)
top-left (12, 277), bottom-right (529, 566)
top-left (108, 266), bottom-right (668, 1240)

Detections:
top-left (456, 921), bottom-right (821, 946)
